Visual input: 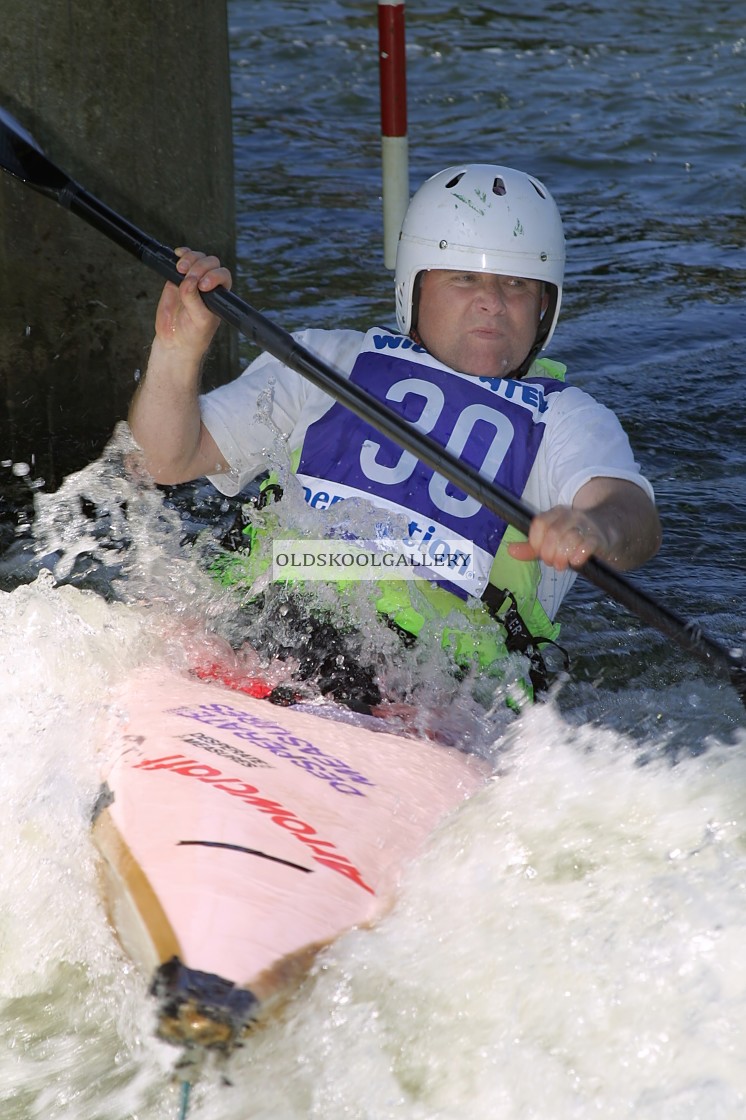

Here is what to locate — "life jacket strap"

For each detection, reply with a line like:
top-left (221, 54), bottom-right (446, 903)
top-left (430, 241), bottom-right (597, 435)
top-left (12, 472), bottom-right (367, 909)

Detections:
top-left (481, 583), bottom-right (569, 694)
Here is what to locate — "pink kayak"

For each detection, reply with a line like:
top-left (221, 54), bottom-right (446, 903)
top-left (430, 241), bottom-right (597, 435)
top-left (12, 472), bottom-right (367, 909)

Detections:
top-left (94, 669), bottom-right (491, 1049)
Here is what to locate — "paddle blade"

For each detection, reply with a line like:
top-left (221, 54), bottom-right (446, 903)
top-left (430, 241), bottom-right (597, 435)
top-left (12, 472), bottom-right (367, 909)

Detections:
top-left (0, 107), bottom-right (71, 198)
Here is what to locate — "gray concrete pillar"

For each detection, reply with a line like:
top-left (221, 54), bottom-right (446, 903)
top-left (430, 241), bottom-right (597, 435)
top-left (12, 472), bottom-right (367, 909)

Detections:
top-left (0, 0), bottom-right (237, 488)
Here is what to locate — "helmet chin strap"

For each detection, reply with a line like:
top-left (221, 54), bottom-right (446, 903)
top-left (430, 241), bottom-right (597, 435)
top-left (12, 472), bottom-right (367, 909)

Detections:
top-left (408, 271), bottom-right (424, 341)
top-left (509, 281), bottom-right (558, 379)
top-left (512, 339), bottom-right (544, 380)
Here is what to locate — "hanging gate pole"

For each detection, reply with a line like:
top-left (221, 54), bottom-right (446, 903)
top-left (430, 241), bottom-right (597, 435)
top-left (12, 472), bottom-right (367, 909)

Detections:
top-left (378, 0), bottom-right (409, 269)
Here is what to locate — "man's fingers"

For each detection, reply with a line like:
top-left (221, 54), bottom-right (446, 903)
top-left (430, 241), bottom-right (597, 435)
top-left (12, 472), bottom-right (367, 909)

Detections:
top-left (173, 248), bottom-right (232, 292)
top-left (507, 511), bottom-right (605, 571)
top-left (507, 539), bottom-right (536, 562)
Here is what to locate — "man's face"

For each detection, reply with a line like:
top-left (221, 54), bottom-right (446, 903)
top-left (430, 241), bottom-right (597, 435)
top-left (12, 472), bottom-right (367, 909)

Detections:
top-left (415, 269), bottom-right (547, 379)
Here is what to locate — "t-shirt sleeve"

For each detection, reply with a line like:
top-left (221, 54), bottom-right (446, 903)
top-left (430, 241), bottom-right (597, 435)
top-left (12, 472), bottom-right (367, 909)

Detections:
top-left (534, 385), bottom-right (655, 510)
top-left (528, 385), bottom-right (656, 621)
top-left (199, 328), bottom-right (363, 496)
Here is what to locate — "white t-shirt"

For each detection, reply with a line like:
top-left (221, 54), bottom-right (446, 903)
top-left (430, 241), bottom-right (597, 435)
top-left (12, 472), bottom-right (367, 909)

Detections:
top-left (200, 328), bottom-right (654, 619)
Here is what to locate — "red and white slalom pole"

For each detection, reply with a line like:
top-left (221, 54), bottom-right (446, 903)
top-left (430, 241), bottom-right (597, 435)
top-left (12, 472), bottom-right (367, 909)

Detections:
top-left (378, 0), bottom-right (409, 270)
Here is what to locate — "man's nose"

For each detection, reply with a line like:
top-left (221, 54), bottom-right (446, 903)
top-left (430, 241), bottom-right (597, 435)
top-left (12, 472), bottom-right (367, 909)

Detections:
top-left (478, 277), bottom-right (507, 311)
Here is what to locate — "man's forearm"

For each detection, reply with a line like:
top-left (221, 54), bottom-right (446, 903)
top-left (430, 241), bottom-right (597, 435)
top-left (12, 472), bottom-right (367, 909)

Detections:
top-left (128, 339), bottom-right (209, 484)
top-left (574, 478), bottom-right (662, 571)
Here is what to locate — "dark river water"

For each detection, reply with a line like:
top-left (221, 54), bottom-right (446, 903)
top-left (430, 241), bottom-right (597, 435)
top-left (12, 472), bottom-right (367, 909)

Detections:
top-left (2, 3), bottom-right (746, 1117)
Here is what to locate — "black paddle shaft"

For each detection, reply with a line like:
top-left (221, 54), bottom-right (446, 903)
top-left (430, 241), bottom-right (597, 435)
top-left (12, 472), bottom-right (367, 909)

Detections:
top-left (2, 106), bottom-right (745, 704)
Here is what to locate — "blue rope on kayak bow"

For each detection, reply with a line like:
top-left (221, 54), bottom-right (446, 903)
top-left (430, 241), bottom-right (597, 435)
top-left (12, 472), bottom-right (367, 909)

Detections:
top-left (178, 1079), bottom-right (191, 1120)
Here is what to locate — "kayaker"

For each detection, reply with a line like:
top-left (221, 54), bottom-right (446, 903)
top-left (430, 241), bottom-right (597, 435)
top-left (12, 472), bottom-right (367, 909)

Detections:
top-left (128, 163), bottom-right (661, 709)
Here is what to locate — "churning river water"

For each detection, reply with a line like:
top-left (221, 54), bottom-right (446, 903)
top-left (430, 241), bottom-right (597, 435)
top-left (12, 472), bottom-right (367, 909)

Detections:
top-left (1, 1), bottom-right (746, 1117)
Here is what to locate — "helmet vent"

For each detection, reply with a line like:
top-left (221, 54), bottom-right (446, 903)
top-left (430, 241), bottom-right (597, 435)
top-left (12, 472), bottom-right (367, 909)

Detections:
top-left (530, 179), bottom-right (547, 199)
top-left (492, 177), bottom-right (507, 196)
top-left (444, 173), bottom-right (465, 189)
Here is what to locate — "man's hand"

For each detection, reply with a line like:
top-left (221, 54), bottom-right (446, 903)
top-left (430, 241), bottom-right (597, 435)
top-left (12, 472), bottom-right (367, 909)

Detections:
top-left (155, 247), bottom-right (232, 356)
top-left (507, 477), bottom-right (662, 572)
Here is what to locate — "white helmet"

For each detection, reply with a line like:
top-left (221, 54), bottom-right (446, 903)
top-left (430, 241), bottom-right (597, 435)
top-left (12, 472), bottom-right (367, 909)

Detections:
top-left (395, 164), bottom-right (565, 359)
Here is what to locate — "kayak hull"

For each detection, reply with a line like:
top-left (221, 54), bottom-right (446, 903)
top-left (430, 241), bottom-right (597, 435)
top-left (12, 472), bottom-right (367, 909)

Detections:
top-left (94, 669), bottom-right (491, 1046)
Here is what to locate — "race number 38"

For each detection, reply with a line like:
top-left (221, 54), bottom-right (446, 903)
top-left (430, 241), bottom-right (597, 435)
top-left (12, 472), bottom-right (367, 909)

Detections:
top-left (358, 377), bottom-right (514, 519)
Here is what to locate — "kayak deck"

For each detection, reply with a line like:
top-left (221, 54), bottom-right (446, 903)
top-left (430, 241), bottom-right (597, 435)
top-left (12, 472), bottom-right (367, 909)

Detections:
top-left (94, 669), bottom-right (491, 1048)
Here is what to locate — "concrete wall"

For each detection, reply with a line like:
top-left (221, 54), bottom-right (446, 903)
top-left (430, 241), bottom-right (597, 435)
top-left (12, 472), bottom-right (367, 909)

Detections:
top-left (0, 1), bottom-right (237, 488)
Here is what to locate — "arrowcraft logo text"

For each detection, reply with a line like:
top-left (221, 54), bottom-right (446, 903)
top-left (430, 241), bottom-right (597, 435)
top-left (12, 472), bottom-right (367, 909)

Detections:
top-left (271, 538), bottom-right (476, 586)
